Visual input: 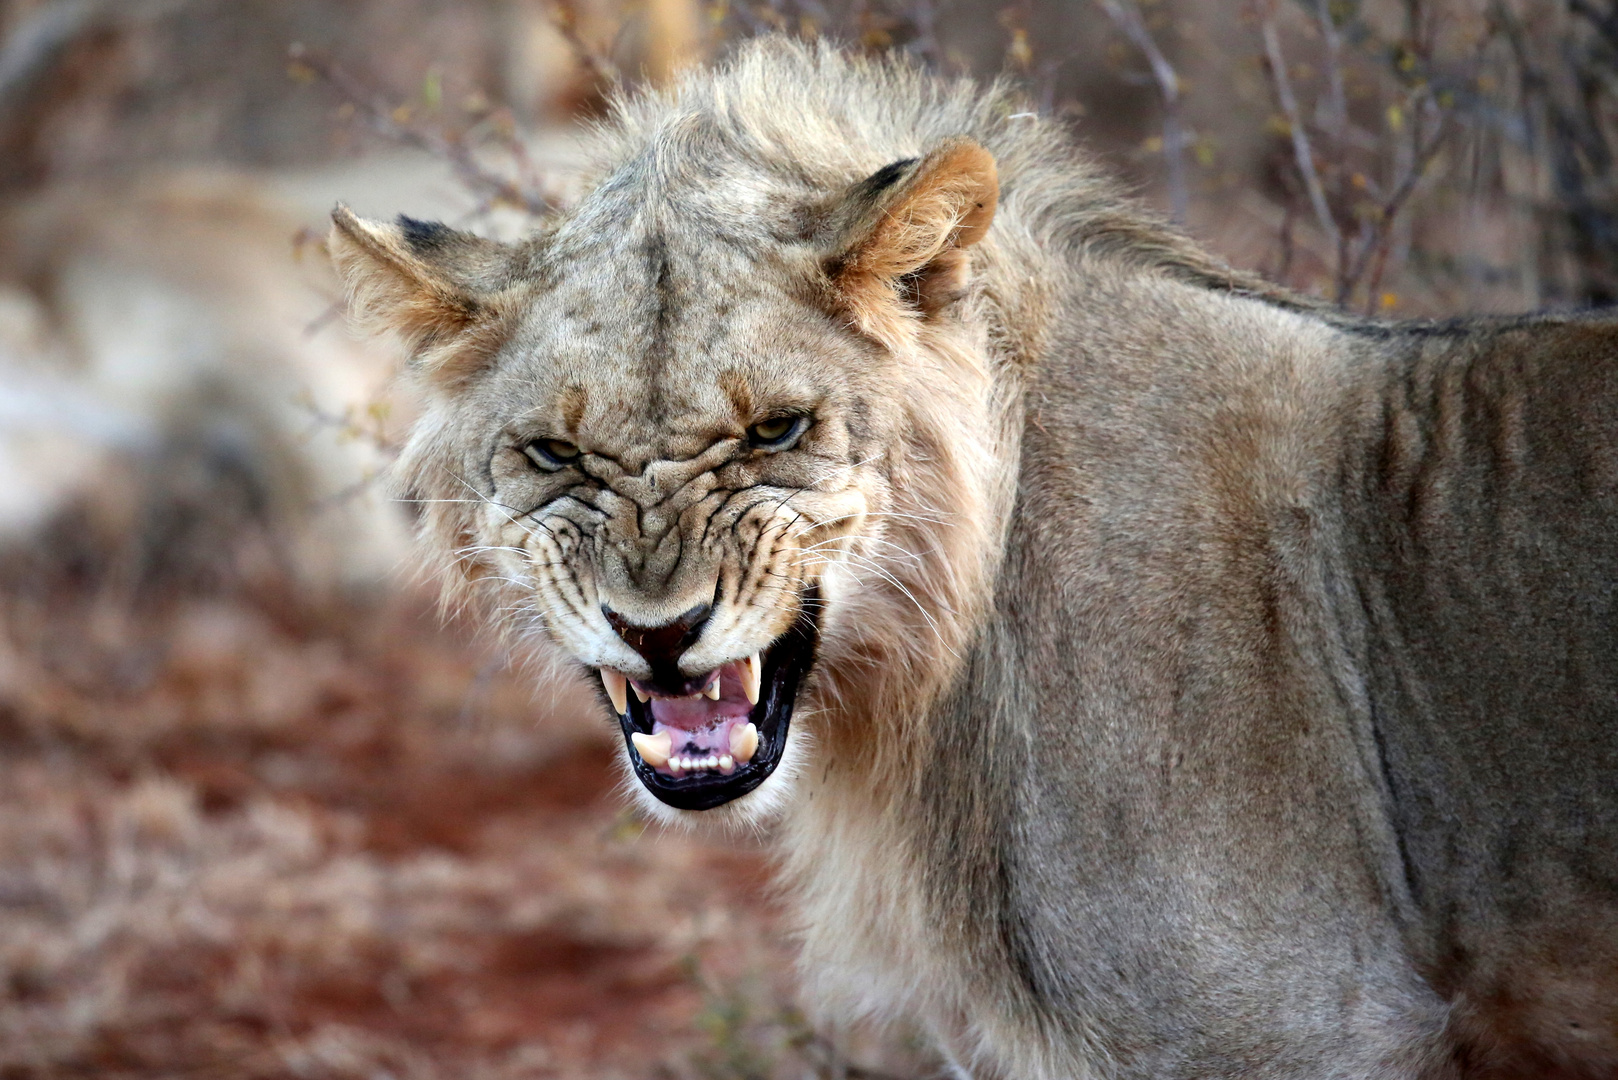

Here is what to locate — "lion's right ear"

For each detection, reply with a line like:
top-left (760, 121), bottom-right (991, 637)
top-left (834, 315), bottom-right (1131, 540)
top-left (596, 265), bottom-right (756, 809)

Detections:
top-left (824, 137), bottom-right (998, 352)
top-left (328, 205), bottom-right (517, 382)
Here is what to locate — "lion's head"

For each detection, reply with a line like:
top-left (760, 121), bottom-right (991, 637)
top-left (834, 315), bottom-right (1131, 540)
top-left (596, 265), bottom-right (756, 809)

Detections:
top-left (329, 43), bottom-right (1037, 822)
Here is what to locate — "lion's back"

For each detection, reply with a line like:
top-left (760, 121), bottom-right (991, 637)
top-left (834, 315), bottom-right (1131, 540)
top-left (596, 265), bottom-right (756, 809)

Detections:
top-left (1338, 314), bottom-right (1618, 1074)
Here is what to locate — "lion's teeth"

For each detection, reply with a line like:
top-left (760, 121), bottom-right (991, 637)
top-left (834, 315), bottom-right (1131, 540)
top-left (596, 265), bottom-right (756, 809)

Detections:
top-left (703, 677), bottom-right (721, 701)
top-left (719, 754), bottom-right (735, 773)
top-left (630, 731), bottom-right (671, 768)
top-left (668, 756), bottom-right (685, 776)
top-left (601, 669), bottom-right (628, 714)
top-left (741, 653), bottom-right (762, 705)
top-left (632, 684), bottom-right (649, 703)
top-left (730, 722), bottom-right (759, 764)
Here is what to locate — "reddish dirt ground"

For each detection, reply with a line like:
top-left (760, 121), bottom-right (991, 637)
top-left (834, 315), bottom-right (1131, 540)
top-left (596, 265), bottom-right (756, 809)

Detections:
top-left (0, 574), bottom-right (908, 1079)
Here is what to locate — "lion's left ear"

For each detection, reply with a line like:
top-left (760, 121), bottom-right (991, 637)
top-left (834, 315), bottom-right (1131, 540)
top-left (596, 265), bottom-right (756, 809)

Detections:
top-left (825, 137), bottom-right (998, 349)
top-left (328, 205), bottom-right (520, 386)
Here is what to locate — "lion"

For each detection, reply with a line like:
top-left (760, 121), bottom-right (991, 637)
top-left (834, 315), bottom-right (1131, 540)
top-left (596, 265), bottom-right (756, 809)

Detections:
top-left (328, 37), bottom-right (1618, 1080)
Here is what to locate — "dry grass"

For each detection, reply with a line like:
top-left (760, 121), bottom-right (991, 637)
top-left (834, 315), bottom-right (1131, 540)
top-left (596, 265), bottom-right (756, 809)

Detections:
top-left (0, 527), bottom-right (914, 1077)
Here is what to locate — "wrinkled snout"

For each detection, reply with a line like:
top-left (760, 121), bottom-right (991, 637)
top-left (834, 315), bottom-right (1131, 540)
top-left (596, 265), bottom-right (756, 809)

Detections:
top-left (603, 602), bottom-right (712, 695)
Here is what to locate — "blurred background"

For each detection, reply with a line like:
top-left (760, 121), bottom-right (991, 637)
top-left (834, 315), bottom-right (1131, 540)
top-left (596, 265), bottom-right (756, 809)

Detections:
top-left (0, 0), bottom-right (1612, 1076)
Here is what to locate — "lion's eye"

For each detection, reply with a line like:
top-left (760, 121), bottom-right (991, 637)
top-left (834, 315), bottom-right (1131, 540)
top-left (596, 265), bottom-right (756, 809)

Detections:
top-left (748, 415), bottom-right (808, 450)
top-left (523, 438), bottom-right (581, 469)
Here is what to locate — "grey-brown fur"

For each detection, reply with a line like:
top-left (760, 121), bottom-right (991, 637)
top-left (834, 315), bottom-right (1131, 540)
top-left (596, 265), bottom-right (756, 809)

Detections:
top-left (329, 38), bottom-right (1618, 1079)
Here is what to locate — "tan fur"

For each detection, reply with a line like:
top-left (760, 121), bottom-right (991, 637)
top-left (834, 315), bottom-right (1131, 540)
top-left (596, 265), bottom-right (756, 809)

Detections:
top-left (331, 38), bottom-right (1618, 1079)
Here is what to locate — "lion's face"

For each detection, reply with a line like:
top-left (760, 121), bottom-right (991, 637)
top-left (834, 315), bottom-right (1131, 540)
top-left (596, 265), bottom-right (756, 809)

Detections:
top-left (330, 136), bottom-right (998, 817)
top-left (466, 236), bottom-right (902, 812)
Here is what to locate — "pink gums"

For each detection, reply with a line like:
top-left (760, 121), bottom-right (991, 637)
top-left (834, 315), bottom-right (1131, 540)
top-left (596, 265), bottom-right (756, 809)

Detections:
top-left (636, 660), bottom-right (754, 775)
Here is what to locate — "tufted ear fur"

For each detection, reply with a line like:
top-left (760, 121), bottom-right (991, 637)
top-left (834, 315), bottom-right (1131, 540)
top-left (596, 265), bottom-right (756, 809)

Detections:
top-left (825, 137), bottom-right (998, 350)
top-left (328, 205), bottom-right (520, 386)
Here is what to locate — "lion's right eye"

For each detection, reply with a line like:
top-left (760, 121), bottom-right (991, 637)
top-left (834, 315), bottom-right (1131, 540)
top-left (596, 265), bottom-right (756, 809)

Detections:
top-left (748, 415), bottom-right (809, 450)
top-left (523, 438), bottom-right (581, 470)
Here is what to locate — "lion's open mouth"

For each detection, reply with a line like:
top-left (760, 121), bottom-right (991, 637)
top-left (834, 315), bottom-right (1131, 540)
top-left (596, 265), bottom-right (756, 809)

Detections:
top-left (606, 587), bottom-right (820, 811)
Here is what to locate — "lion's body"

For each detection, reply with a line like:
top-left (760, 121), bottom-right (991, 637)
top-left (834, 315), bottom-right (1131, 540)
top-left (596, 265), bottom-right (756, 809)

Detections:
top-left (331, 39), bottom-right (1618, 1079)
top-left (819, 302), bottom-right (1618, 1077)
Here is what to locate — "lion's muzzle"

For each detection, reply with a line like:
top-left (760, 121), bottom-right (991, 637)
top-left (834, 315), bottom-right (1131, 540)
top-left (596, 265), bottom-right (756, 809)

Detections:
top-left (598, 586), bottom-right (821, 811)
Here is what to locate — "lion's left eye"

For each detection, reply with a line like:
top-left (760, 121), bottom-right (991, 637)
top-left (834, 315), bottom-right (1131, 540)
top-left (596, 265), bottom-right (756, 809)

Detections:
top-left (523, 438), bottom-right (581, 469)
top-left (748, 415), bottom-right (809, 450)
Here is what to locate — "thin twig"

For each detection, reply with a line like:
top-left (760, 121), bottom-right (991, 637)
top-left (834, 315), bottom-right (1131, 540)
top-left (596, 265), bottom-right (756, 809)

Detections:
top-left (1097, 0), bottom-right (1190, 224)
top-left (1315, 0), bottom-right (1349, 147)
top-left (1260, 10), bottom-right (1341, 276)
top-left (1314, 0), bottom-right (1351, 294)
top-left (541, 0), bottom-right (622, 87)
top-left (1347, 103), bottom-right (1450, 305)
top-left (287, 43), bottom-right (553, 217)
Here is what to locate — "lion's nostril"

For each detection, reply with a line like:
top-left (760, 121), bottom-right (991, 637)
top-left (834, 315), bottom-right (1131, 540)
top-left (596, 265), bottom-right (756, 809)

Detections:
top-left (603, 602), bottom-right (712, 690)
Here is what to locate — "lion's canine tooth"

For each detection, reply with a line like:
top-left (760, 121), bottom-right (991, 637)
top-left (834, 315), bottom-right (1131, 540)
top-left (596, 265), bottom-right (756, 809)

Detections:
top-left (704, 677), bottom-right (721, 701)
top-left (630, 731), bottom-right (671, 768)
top-left (730, 722), bottom-right (759, 764)
top-left (601, 669), bottom-right (628, 714)
top-left (741, 653), bottom-right (762, 705)
top-left (632, 684), bottom-right (649, 703)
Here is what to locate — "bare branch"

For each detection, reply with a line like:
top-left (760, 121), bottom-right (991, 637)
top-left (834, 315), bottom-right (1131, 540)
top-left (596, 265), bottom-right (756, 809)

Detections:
top-left (286, 44), bottom-right (553, 217)
top-left (1096, 0), bottom-right (1190, 224)
top-left (1313, 0), bottom-right (1351, 288)
top-left (1345, 101), bottom-right (1450, 306)
top-left (1260, 10), bottom-right (1341, 274)
top-left (1314, 0), bottom-right (1348, 151)
top-left (541, 0), bottom-right (622, 87)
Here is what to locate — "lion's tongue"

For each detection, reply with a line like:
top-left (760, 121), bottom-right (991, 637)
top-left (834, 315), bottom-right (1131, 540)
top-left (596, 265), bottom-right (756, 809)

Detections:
top-left (650, 694), bottom-right (750, 751)
top-left (645, 663), bottom-right (754, 767)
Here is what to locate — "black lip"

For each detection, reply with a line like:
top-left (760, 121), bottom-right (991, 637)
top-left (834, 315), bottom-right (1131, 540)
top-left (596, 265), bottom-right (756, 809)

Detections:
top-left (615, 585), bottom-right (821, 811)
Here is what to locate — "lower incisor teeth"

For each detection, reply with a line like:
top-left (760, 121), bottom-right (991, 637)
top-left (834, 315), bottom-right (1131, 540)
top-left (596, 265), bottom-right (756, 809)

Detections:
top-left (662, 750), bottom-right (742, 773)
top-left (730, 722), bottom-right (759, 764)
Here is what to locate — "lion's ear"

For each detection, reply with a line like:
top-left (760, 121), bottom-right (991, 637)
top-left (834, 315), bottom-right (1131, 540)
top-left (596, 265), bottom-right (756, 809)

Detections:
top-left (825, 137), bottom-right (998, 349)
top-left (328, 205), bottom-right (517, 383)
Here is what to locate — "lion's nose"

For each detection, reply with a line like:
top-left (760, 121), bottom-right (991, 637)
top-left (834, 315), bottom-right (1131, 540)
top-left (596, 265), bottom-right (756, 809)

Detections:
top-left (603, 602), bottom-right (712, 693)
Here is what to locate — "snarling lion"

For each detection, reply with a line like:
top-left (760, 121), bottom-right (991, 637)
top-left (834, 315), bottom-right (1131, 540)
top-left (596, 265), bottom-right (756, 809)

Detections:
top-left (330, 37), bottom-right (1618, 1080)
